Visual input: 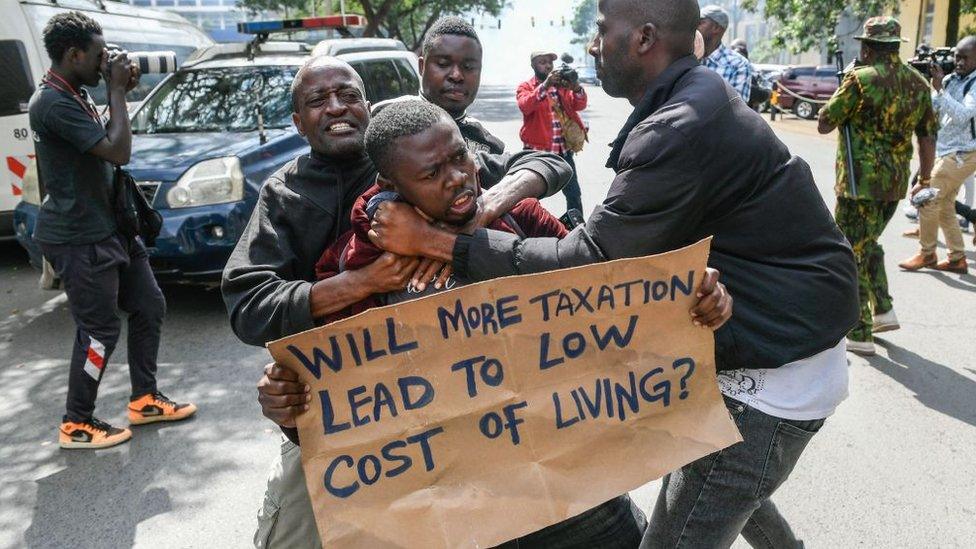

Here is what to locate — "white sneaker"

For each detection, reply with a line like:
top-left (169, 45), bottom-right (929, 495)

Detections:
top-left (846, 338), bottom-right (876, 356)
top-left (872, 309), bottom-right (900, 333)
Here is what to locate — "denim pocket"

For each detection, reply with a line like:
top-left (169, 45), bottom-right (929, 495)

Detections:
top-left (755, 419), bottom-right (822, 499)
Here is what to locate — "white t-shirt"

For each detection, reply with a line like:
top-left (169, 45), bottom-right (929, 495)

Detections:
top-left (717, 339), bottom-right (848, 421)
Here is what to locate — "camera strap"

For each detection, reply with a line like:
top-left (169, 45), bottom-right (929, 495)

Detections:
top-left (42, 70), bottom-right (101, 124)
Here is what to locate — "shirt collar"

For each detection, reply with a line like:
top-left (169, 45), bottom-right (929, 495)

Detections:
top-left (606, 55), bottom-right (700, 170)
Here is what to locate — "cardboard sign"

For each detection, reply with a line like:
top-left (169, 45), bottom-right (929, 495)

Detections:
top-left (268, 238), bottom-right (742, 548)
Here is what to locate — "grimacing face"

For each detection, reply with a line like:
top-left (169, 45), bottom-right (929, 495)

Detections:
top-left (420, 34), bottom-right (483, 116)
top-left (381, 118), bottom-right (480, 226)
top-left (292, 64), bottom-right (370, 158)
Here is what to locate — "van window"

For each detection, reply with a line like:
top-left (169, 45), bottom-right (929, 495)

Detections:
top-left (791, 67), bottom-right (816, 79)
top-left (85, 43), bottom-right (198, 105)
top-left (392, 58), bottom-right (420, 96)
top-left (354, 60), bottom-right (405, 103)
top-left (132, 66), bottom-right (297, 134)
top-left (0, 40), bottom-right (34, 117)
top-left (815, 68), bottom-right (837, 79)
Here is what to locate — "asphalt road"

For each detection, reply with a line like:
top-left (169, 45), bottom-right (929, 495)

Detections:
top-left (0, 84), bottom-right (974, 548)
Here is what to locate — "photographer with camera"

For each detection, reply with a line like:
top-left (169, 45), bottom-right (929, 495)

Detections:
top-left (30, 12), bottom-right (195, 450)
top-left (517, 50), bottom-right (588, 216)
top-left (818, 16), bottom-right (938, 356)
top-left (899, 36), bottom-right (976, 275)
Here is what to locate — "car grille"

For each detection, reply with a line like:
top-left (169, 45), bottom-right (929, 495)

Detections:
top-left (137, 182), bottom-right (161, 206)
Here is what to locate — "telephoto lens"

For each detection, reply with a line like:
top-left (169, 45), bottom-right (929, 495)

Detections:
top-left (105, 44), bottom-right (179, 75)
top-left (128, 51), bottom-right (178, 74)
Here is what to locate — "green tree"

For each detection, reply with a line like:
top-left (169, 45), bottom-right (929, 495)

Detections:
top-left (239, 0), bottom-right (506, 51)
top-left (741, 0), bottom-right (899, 53)
top-left (570, 0), bottom-right (597, 45)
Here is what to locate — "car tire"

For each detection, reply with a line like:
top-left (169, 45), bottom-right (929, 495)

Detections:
top-left (794, 100), bottom-right (816, 119)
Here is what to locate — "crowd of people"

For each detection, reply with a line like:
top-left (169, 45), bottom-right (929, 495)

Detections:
top-left (25, 0), bottom-right (969, 547)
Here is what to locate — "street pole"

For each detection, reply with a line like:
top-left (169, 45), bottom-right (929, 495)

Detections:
top-left (834, 48), bottom-right (859, 197)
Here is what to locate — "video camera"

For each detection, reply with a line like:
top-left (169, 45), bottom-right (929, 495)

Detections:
top-left (105, 44), bottom-right (179, 75)
top-left (909, 45), bottom-right (955, 78)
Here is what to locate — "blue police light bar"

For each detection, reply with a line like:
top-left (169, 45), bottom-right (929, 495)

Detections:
top-left (238, 15), bottom-right (366, 35)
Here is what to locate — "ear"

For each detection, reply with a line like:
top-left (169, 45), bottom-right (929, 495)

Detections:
top-left (636, 22), bottom-right (658, 55)
top-left (376, 173), bottom-right (396, 191)
top-left (418, 57), bottom-right (426, 77)
top-left (292, 112), bottom-right (305, 136)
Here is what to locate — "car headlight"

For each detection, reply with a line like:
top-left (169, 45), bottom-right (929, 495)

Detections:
top-left (20, 157), bottom-right (42, 205)
top-left (166, 156), bottom-right (244, 208)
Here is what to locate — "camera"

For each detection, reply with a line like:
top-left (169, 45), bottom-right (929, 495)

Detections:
top-left (553, 64), bottom-right (579, 86)
top-left (909, 45), bottom-right (955, 78)
top-left (105, 44), bottom-right (179, 75)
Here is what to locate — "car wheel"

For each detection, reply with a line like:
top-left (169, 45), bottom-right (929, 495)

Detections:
top-left (794, 100), bottom-right (815, 119)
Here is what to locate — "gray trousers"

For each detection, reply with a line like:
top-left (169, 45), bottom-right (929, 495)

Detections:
top-left (640, 396), bottom-right (823, 549)
top-left (40, 233), bottom-right (166, 422)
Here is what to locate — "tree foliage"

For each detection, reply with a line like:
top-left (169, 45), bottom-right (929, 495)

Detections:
top-left (570, 0), bottom-right (597, 45)
top-left (238, 0), bottom-right (506, 51)
top-left (741, 0), bottom-right (899, 53)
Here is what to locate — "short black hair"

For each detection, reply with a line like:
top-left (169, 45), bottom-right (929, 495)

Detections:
top-left (421, 16), bottom-right (481, 58)
top-left (43, 11), bottom-right (102, 64)
top-left (365, 99), bottom-right (450, 176)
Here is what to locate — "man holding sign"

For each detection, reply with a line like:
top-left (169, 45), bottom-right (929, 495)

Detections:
top-left (263, 100), bottom-right (732, 546)
top-left (367, 0), bottom-right (859, 547)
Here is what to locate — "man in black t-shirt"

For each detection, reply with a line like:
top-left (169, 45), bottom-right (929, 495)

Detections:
top-left (30, 12), bottom-right (195, 450)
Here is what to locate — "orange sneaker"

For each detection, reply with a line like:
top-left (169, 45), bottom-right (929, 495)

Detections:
top-left (59, 417), bottom-right (132, 449)
top-left (128, 392), bottom-right (197, 425)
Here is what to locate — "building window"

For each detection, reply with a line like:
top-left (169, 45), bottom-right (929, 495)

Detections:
top-left (132, 0), bottom-right (151, 5)
top-left (922, 0), bottom-right (936, 45)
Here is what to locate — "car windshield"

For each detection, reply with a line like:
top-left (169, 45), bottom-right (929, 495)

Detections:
top-left (132, 66), bottom-right (297, 134)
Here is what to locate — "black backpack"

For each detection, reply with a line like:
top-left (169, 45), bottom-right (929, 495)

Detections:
top-left (113, 166), bottom-right (162, 247)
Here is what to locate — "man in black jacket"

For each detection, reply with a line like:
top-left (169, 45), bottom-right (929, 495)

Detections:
top-left (367, 0), bottom-right (859, 546)
top-left (222, 55), bottom-right (573, 548)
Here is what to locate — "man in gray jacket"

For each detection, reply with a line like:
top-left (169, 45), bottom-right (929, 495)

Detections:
top-left (367, 0), bottom-right (859, 546)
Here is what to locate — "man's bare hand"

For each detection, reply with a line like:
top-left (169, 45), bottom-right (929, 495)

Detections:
top-left (360, 251), bottom-right (420, 294)
top-left (369, 201), bottom-right (433, 257)
top-left (125, 63), bottom-right (141, 93)
top-left (257, 363), bottom-right (310, 429)
top-left (691, 268), bottom-right (733, 330)
top-left (930, 62), bottom-right (945, 92)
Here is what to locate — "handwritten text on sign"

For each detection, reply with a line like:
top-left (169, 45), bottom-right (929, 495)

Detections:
top-left (268, 238), bottom-right (741, 549)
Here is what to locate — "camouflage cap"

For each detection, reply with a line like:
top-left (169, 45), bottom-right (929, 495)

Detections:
top-left (854, 16), bottom-right (908, 43)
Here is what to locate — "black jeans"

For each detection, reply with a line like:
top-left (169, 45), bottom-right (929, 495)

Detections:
top-left (560, 151), bottom-right (583, 214)
top-left (496, 494), bottom-right (646, 548)
top-left (40, 233), bottom-right (166, 422)
top-left (957, 200), bottom-right (976, 223)
top-left (641, 397), bottom-right (823, 549)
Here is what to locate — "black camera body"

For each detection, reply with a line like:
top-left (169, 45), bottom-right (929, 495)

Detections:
top-left (909, 45), bottom-right (955, 78)
top-left (553, 64), bottom-right (579, 86)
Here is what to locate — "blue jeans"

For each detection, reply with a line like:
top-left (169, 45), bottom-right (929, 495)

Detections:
top-left (559, 151), bottom-right (583, 213)
top-left (640, 397), bottom-right (824, 549)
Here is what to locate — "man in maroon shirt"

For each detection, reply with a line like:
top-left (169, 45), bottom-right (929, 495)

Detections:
top-left (517, 51), bottom-right (589, 215)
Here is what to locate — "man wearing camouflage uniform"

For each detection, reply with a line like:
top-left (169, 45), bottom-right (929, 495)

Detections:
top-left (819, 16), bottom-right (937, 357)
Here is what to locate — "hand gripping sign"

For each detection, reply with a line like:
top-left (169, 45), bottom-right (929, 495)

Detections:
top-left (268, 238), bottom-right (742, 548)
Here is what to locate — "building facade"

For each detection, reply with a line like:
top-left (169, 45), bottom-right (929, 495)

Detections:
top-left (127, 0), bottom-right (249, 42)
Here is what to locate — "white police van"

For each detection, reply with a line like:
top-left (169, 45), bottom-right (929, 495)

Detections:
top-left (0, 0), bottom-right (212, 240)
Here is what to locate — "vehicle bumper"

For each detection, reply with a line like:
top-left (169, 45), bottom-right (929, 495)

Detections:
top-left (149, 201), bottom-right (251, 283)
top-left (12, 200), bottom-right (251, 283)
top-left (1, 210), bottom-right (16, 240)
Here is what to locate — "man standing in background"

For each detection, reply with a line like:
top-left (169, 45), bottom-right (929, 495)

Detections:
top-left (819, 17), bottom-right (938, 357)
top-left (698, 4), bottom-right (752, 103)
top-left (517, 50), bottom-right (588, 215)
top-left (899, 36), bottom-right (976, 275)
